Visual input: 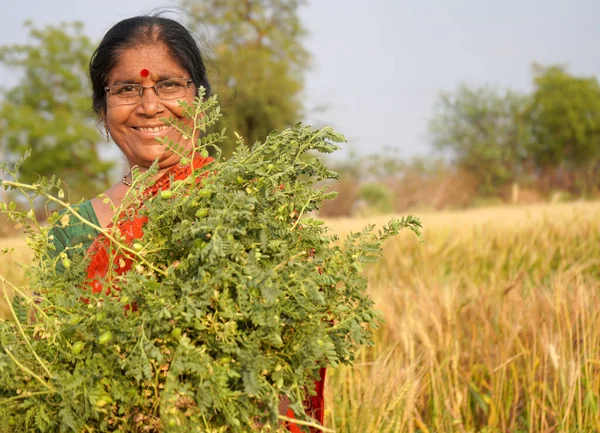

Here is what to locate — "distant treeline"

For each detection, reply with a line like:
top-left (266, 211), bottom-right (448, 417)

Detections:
top-left (321, 64), bottom-right (600, 216)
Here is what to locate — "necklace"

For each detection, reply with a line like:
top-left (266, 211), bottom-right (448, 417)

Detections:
top-left (122, 169), bottom-right (141, 190)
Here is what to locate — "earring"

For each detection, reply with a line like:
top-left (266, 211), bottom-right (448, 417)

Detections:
top-left (104, 124), bottom-right (110, 142)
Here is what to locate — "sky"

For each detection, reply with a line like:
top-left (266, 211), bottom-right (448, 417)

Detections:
top-left (1, 0), bottom-right (599, 161)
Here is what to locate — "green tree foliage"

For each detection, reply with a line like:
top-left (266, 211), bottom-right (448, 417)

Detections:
top-left (428, 84), bottom-right (528, 194)
top-left (181, 0), bottom-right (310, 156)
top-left (428, 66), bottom-right (600, 197)
top-left (0, 22), bottom-right (113, 202)
top-left (523, 65), bottom-right (600, 178)
top-left (359, 183), bottom-right (393, 214)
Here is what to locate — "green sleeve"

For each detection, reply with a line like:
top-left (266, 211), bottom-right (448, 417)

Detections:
top-left (46, 200), bottom-right (101, 273)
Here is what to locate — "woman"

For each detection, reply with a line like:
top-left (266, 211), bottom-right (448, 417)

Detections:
top-left (48, 15), bottom-right (324, 432)
top-left (50, 15), bottom-right (211, 265)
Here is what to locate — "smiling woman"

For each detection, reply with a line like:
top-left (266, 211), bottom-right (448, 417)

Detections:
top-left (46, 15), bottom-right (213, 270)
top-left (86, 15), bottom-right (211, 229)
top-left (45, 13), bottom-right (325, 433)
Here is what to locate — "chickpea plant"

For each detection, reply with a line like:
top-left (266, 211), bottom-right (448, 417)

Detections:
top-left (0, 89), bottom-right (421, 432)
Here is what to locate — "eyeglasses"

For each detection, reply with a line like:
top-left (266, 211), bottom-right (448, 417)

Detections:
top-left (104, 78), bottom-right (193, 106)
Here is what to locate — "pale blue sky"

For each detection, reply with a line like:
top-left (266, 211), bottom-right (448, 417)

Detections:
top-left (1, 0), bottom-right (599, 160)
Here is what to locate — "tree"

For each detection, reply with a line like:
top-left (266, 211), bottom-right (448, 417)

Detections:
top-left (523, 65), bottom-right (600, 191)
top-left (181, 0), bottom-right (310, 156)
top-left (0, 22), bottom-right (113, 203)
top-left (428, 84), bottom-right (528, 194)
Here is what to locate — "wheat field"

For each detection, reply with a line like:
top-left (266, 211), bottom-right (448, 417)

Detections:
top-left (2, 201), bottom-right (600, 432)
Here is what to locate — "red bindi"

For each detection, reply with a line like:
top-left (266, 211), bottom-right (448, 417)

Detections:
top-left (140, 68), bottom-right (149, 77)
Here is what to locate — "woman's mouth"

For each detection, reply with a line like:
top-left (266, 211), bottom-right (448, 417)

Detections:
top-left (132, 125), bottom-right (171, 138)
top-left (134, 125), bottom-right (169, 132)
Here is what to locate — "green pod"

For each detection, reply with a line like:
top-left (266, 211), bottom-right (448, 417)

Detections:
top-left (68, 315), bottom-right (81, 326)
top-left (71, 341), bottom-right (85, 355)
top-left (195, 208), bottom-right (209, 218)
top-left (98, 331), bottom-right (113, 345)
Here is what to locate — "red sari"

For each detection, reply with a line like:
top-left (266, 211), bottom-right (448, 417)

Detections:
top-left (83, 157), bottom-right (326, 432)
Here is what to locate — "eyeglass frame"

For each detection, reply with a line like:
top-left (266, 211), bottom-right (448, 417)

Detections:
top-left (104, 78), bottom-right (194, 103)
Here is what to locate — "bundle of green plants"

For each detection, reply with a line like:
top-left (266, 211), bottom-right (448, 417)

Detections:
top-left (0, 90), bottom-right (421, 432)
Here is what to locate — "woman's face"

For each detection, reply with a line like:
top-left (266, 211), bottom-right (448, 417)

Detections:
top-left (104, 43), bottom-right (196, 171)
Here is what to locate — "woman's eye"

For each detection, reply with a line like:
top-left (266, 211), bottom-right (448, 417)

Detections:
top-left (160, 81), bottom-right (183, 90)
top-left (116, 85), bottom-right (138, 95)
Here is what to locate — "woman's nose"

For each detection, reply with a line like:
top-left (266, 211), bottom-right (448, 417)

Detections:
top-left (137, 86), bottom-right (164, 116)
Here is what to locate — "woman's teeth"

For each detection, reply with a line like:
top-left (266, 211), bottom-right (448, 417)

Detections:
top-left (137, 126), bottom-right (169, 132)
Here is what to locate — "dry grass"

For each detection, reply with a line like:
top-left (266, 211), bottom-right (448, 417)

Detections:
top-left (324, 201), bottom-right (600, 432)
top-left (2, 201), bottom-right (600, 432)
top-left (0, 236), bottom-right (33, 319)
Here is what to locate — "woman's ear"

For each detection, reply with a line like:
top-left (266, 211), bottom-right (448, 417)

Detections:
top-left (101, 114), bottom-right (110, 142)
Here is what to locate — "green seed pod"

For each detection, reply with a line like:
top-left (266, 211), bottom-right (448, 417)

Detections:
top-left (61, 258), bottom-right (71, 269)
top-left (71, 341), bottom-right (85, 355)
top-left (133, 243), bottom-right (143, 252)
top-left (198, 189), bottom-right (212, 198)
top-left (171, 327), bottom-right (182, 339)
top-left (180, 157), bottom-right (190, 165)
top-left (68, 315), bottom-right (81, 326)
top-left (98, 331), bottom-right (113, 345)
top-left (200, 149), bottom-right (209, 158)
top-left (160, 190), bottom-right (173, 199)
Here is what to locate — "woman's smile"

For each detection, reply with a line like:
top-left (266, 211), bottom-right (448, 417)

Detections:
top-left (131, 124), bottom-right (172, 139)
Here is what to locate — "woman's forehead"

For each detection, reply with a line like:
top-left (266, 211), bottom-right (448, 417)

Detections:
top-left (108, 44), bottom-right (186, 84)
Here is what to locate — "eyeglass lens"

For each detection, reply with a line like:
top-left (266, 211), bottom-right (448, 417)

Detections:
top-left (107, 79), bottom-right (191, 106)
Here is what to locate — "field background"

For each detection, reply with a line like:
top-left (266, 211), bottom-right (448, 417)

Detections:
top-left (2, 201), bottom-right (600, 432)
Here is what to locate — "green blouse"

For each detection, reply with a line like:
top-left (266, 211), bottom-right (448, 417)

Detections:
top-left (48, 200), bottom-right (101, 273)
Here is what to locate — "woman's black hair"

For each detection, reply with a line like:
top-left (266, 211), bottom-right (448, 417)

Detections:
top-left (89, 15), bottom-right (211, 116)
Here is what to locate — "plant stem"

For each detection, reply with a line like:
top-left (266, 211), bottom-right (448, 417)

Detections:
top-left (4, 348), bottom-right (55, 393)
top-left (1, 277), bottom-right (53, 377)
top-left (0, 275), bottom-right (51, 322)
top-left (278, 414), bottom-right (335, 432)
top-left (290, 198), bottom-right (314, 231)
top-left (272, 251), bottom-right (308, 273)
top-left (0, 391), bottom-right (51, 406)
